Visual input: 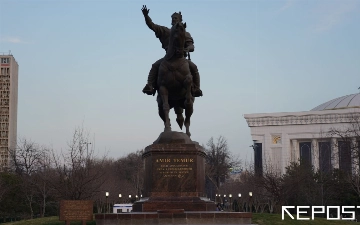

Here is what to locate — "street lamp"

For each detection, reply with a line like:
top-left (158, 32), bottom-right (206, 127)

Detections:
top-left (119, 194), bottom-right (122, 204)
top-left (215, 194), bottom-right (218, 204)
top-left (249, 192), bottom-right (253, 213)
top-left (229, 194), bottom-right (232, 212)
top-left (136, 195), bottom-right (138, 200)
top-left (129, 194), bottom-right (131, 203)
top-left (105, 192), bottom-right (109, 213)
top-left (83, 142), bottom-right (92, 155)
top-left (238, 193), bottom-right (241, 212)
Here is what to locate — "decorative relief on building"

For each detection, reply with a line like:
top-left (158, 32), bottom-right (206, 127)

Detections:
top-left (272, 135), bottom-right (281, 144)
top-left (245, 112), bottom-right (360, 127)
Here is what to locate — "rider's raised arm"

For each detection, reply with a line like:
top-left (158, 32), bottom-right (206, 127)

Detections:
top-left (185, 32), bottom-right (194, 52)
top-left (142, 5), bottom-right (166, 38)
top-left (145, 16), bottom-right (169, 40)
top-left (144, 14), bottom-right (159, 32)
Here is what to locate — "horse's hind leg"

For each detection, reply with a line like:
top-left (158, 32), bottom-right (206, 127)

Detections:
top-left (158, 86), bottom-right (171, 132)
top-left (174, 106), bottom-right (184, 130)
top-left (183, 74), bottom-right (194, 137)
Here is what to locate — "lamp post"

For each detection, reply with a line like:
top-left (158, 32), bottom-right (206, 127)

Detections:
top-left (83, 142), bottom-right (92, 155)
top-left (215, 194), bottom-right (218, 204)
top-left (136, 195), bottom-right (138, 201)
top-left (129, 194), bottom-right (132, 203)
top-left (105, 192), bottom-right (109, 213)
top-left (249, 192), bottom-right (253, 213)
top-left (223, 194), bottom-right (226, 210)
top-left (229, 194), bottom-right (232, 212)
top-left (238, 193), bottom-right (241, 212)
top-left (119, 194), bottom-right (122, 204)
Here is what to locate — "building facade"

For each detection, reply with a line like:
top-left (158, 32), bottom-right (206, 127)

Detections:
top-left (0, 54), bottom-right (18, 171)
top-left (244, 93), bottom-right (360, 175)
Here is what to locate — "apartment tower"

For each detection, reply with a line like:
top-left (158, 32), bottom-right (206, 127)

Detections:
top-left (0, 53), bottom-right (18, 171)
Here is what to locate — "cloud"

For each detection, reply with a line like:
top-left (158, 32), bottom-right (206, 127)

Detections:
top-left (0, 36), bottom-right (29, 44)
top-left (278, 0), bottom-right (295, 13)
top-left (314, 0), bottom-right (358, 32)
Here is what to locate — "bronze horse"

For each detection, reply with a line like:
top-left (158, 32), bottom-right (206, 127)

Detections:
top-left (156, 22), bottom-right (194, 137)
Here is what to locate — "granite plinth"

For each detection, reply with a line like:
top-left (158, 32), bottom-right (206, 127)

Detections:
top-left (95, 212), bottom-right (253, 225)
top-left (135, 131), bottom-right (214, 212)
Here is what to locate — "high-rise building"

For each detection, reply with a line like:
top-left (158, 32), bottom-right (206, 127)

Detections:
top-left (0, 53), bottom-right (18, 171)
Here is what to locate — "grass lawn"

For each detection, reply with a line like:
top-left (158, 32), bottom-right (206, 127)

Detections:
top-left (253, 213), bottom-right (357, 225)
top-left (2, 213), bottom-right (358, 225)
top-left (2, 217), bottom-right (95, 225)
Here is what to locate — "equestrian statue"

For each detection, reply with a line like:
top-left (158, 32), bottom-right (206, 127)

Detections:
top-left (141, 5), bottom-right (203, 137)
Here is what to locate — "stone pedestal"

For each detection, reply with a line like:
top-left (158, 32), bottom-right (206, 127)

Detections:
top-left (133, 131), bottom-right (215, 212)
top-left (95, 131), bottom-right (253, 224)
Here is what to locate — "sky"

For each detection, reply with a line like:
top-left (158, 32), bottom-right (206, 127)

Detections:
top-left (0, 0), bottom-right (359, 163)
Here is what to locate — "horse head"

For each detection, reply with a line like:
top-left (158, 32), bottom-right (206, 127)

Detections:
top-left (166, 22), bottom-right (187, 59)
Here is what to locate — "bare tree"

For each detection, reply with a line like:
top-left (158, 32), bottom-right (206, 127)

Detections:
top-left (92, 151), bottom-right (145, 213)
top-left (8, 138), bottom-right (50, 219)
top-left (204, 136), bottom-right (240, 192)
top-left (34, 152), bottom-right (55, 217)
top-left (0, 175), bottom-right (9, 204)
top-left (50, 126), bottom-right (107, 200)
top-left (115, 150), bottom-right (144, 197)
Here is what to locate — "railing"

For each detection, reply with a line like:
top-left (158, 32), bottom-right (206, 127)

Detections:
top-left (0, 51), bottom-right (12, 56)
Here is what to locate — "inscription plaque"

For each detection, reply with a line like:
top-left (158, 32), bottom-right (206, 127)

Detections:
top-left (152, 156), bottom-right (196, 192)
top-left (59, 200), bottom-right (93, 224)
top-left (155, 157), bottom-right (194, 178)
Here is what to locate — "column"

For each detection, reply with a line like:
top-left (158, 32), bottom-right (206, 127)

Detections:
top-left (331, 138), bottom-right (339, 169)
top-left (312, 139), bottom-right (319, 171)
top-left (291, 139), bottom-right (299, 162)
top-left (351, 138), bottom-right (358, 174)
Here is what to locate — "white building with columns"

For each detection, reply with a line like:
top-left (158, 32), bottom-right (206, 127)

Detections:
top-left (244, 93), bottom-right (360, 175)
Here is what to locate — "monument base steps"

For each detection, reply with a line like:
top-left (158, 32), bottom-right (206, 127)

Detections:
top-left (95, 211), bottom-right (253, 225)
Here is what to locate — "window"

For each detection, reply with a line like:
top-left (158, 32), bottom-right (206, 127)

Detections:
top-left (299, 142), bottom-right (311, 165)
top-left (338, 141), bottom-right (351, 174)
top-left (319, 142), bottom-right (331, 173)
top-left (0, 58), bottom-right (9, 64)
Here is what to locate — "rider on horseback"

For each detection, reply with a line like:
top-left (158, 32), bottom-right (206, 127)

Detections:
top-left (141, 5), bottom-right (203, 97)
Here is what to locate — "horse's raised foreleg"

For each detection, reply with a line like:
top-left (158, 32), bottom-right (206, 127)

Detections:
top-left (157, 95), bottom-right (166, 124)
top-left (183, 74), bottom-right (194, 137)
top-left (158, 86), bottom-right (171, 132)
top-left (184, 102), bottom-right (193, 137)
